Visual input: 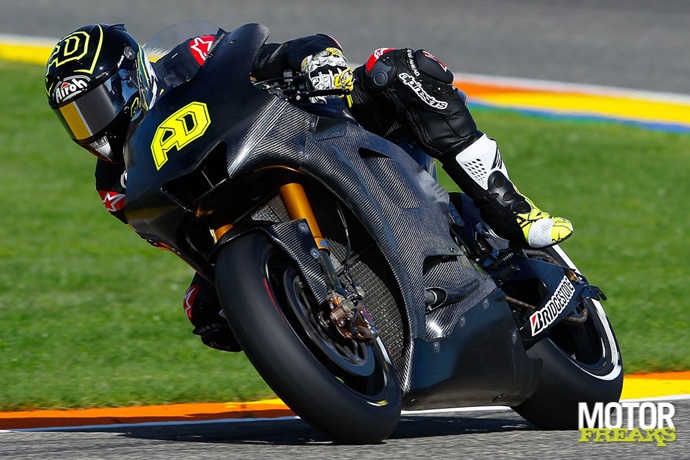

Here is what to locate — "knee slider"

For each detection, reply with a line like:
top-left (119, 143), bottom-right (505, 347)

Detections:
top-left (412, 49), bottom-right (454, 84)
top-left (403, 49), bottom-right (466, 113)
top-left (411, 49), bottom-right (467, 109)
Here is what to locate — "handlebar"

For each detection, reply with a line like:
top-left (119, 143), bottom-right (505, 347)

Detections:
top-left (255, 71), bottom-right (350, 103)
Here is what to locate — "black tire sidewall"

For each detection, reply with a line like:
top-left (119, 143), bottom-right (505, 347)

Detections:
top-left (215, 232), bottom-right (401, 443)
top-left (514, 316), bottom-right (624, 429)
top-left (513, 246), bottom-right (624, 429)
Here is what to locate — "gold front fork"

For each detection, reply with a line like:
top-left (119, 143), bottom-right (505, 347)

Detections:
top-left (278, 182), bottom-right (330, 252)
top-left (203, 179), bottom-right (378, 341)
top-left (280, 180), bottom-right (379, 341)
top-left (204, 171), bottom-right (327, 248)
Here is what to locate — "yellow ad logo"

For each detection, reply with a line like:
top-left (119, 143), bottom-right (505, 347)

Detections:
top-left (151, 102), bottom-right (211, 170)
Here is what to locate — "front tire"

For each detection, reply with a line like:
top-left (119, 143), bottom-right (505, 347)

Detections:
top-left (512, 245), bottom-right (624, 429)
top-left (215, 232), bottom-right (402, 443)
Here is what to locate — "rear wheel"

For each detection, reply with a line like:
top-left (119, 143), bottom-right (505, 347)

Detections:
top-left (512, 245), bottom-right (624, 429)
top-left (215, 232), bottom-right (402, 443)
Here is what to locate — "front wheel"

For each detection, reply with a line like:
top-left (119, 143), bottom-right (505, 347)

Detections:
top-left (215, 233), bottom-right (402, 443)
top-left (512, 245), bottom-right (624, 429)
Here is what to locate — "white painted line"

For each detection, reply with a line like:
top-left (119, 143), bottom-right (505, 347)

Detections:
top-left (4, 395), bottom-right (688, 433)
top-left (0, 415), bottom-right (302, 433)
top-left (454, 71), bottom-right (690, 105)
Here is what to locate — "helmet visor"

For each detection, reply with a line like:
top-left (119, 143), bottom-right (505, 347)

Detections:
top-left (53, 68), bottom-right (139, 143)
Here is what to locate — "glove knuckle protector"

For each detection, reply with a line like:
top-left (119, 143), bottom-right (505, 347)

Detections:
top-left (301, 47), bottom-right (354, 93)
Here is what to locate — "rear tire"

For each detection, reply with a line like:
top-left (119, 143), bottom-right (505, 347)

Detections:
top-left (215, 232), bottom-right (402, 443)
top-left (512, 245), bottom-right (624, 429)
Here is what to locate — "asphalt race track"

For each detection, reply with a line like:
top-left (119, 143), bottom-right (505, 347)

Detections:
top-left (1, 403), bottom-right (688, 459)
top-left (1, 1), bottom-right (689, 458)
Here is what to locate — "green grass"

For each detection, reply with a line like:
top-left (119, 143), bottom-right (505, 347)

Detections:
top-left (1, 60), bottom-right (688, 411)
top-left (0, 60), bottom-right (272, 410)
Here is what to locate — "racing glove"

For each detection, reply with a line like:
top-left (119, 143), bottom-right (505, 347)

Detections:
top-left (301, 47), bottom-right (354, 102)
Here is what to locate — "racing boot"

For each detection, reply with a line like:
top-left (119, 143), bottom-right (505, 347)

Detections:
top-left (349, 47), bottom-right (572, 248)
top-left (439, 134), bottom-right (573, 248)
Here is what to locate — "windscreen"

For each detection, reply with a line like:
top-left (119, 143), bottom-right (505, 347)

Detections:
top-left (143, 21), bottom-right (223, 62)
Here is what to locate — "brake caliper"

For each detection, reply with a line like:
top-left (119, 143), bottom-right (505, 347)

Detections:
top-left (327, 290), bottom-right (380, 341)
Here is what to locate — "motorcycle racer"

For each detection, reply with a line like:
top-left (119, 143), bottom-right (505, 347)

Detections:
top-left (45, 23), bottom-right (572, 352)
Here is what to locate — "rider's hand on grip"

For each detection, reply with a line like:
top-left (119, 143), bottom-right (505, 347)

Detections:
top-left (301, 47), bottom-right (354, 102)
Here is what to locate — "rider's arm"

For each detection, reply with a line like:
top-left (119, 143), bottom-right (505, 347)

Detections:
top-left (95, 160), bottom-right (128, 224)
top-left (252, 34), bottom-right (343, 81)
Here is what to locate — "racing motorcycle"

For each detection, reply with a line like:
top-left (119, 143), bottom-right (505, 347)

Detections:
top-left (124, 22), bottom-right (623, 443)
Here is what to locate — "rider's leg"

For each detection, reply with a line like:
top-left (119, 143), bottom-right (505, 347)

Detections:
top-left (349, 48), bottom-right (572, 248)
top-left (183, 273), bottom-right (242, 352)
